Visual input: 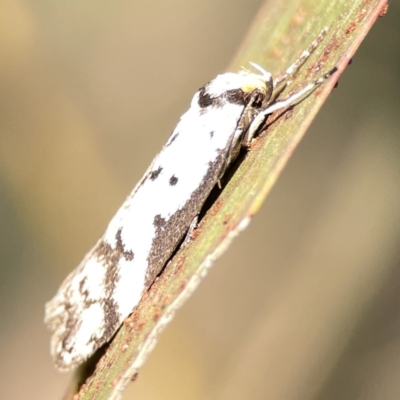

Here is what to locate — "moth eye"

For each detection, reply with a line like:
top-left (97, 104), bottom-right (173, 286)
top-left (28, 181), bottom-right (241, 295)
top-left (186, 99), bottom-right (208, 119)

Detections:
top-left (253, 92), bottom-right (265, 108)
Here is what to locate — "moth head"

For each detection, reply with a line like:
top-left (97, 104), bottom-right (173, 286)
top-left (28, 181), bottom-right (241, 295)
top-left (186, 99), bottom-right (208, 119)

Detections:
top-left (198, 64), bottom-right (273, 109)
top-left (244, 62), bottom-right (274, 99)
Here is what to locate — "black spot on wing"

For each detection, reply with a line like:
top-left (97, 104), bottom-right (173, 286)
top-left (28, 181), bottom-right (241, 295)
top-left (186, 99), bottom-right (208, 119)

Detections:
top-left (149, 166), bottom-right (163, 180)
top-left (169, 175), bottom-right (178, 186)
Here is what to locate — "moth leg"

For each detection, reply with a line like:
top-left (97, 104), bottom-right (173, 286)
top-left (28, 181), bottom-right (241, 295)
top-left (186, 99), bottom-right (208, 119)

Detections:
top-left (230, 88), bottom-right (272, 162)
top-left (271, 26), bottom-right (329, 101)
top-left (244, 67), bottom-right (337, 146)
top-left (214, 88), bottom-right (264, 184)
top-left (182, 216), bottom-right (199, 247)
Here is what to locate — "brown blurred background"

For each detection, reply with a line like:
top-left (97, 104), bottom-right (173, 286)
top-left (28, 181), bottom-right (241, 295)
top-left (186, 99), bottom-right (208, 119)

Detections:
top-left (1, 1), bottom-right (399, 399)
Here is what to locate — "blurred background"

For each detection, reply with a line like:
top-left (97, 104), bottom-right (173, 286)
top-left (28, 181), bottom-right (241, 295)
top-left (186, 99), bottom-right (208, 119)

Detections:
top-left (0, 1), bottom-right (399, 399)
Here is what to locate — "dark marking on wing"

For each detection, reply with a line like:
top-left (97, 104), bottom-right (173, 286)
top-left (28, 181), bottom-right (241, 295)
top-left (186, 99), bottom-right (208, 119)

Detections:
top-left (102, 299), bottom-right (120, 339)
top-left (198, 84), bottom-right (269, 113)
top-left (149, 166), bottom-right (163, 180)
top-left (115, 229), bottom-right (134, 260)
top-left (209, 131), bottom-right (214, 139)
top-left (58, 274), bottom-right (98, 366)
top-left (54, 228), bottom-right (135, 369)
top-left (225, 89), bottom-right (248, 105)
top-left (77, 277), bottom-right (96, 310)
top-left (197, 87), bottom-right (214, 108)
top-left (94, 228), bottom-right (134, 339)
top-left (169, 175), bottom-right (178, 186)
top-left (95, 228), bottom-right (134, 266)
top-left (198, 87), bottom-right (249, 108)
top-left (79, 277), bottom-right (87, 295)
top-left (153, 215), bottom-right (166, 229)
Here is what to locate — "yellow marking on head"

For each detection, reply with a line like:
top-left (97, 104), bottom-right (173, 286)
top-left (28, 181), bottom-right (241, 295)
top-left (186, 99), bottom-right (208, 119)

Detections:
top-left (241, 75), bottom-right (268, 94)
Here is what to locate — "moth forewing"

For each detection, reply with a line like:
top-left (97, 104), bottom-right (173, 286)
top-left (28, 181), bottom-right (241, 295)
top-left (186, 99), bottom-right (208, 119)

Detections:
top-left (45, 73), bottom-right (271, 371)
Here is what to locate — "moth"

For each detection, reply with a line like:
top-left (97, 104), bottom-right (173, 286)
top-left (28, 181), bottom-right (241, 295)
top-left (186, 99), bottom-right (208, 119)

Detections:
top-left (45, 28), bottom-right (337, 371)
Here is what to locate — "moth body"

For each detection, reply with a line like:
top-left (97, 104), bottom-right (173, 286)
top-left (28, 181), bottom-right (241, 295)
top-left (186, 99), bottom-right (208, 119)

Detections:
top-left (45, 29), bottom-right (336, 371)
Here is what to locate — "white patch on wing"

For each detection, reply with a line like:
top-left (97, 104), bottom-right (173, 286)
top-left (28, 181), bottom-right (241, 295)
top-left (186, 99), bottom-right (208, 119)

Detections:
top-left (111, 258), bottom-right (146, 318)
top-left (71, 303), bottom-right (105, 359)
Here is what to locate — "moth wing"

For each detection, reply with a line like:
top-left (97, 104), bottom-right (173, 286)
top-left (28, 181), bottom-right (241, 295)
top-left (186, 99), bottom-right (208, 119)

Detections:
top-left (45, 93), bottom-right (246, 370)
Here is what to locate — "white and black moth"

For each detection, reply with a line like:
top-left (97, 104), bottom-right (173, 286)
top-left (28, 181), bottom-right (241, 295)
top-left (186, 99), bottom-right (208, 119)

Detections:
top-left (45, 28), bottom-right (337, 371)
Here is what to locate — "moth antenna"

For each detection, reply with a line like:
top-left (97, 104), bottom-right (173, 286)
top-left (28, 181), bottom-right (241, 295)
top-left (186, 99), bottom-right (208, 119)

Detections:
top-left (249, 62), bottom-right (272, 81)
